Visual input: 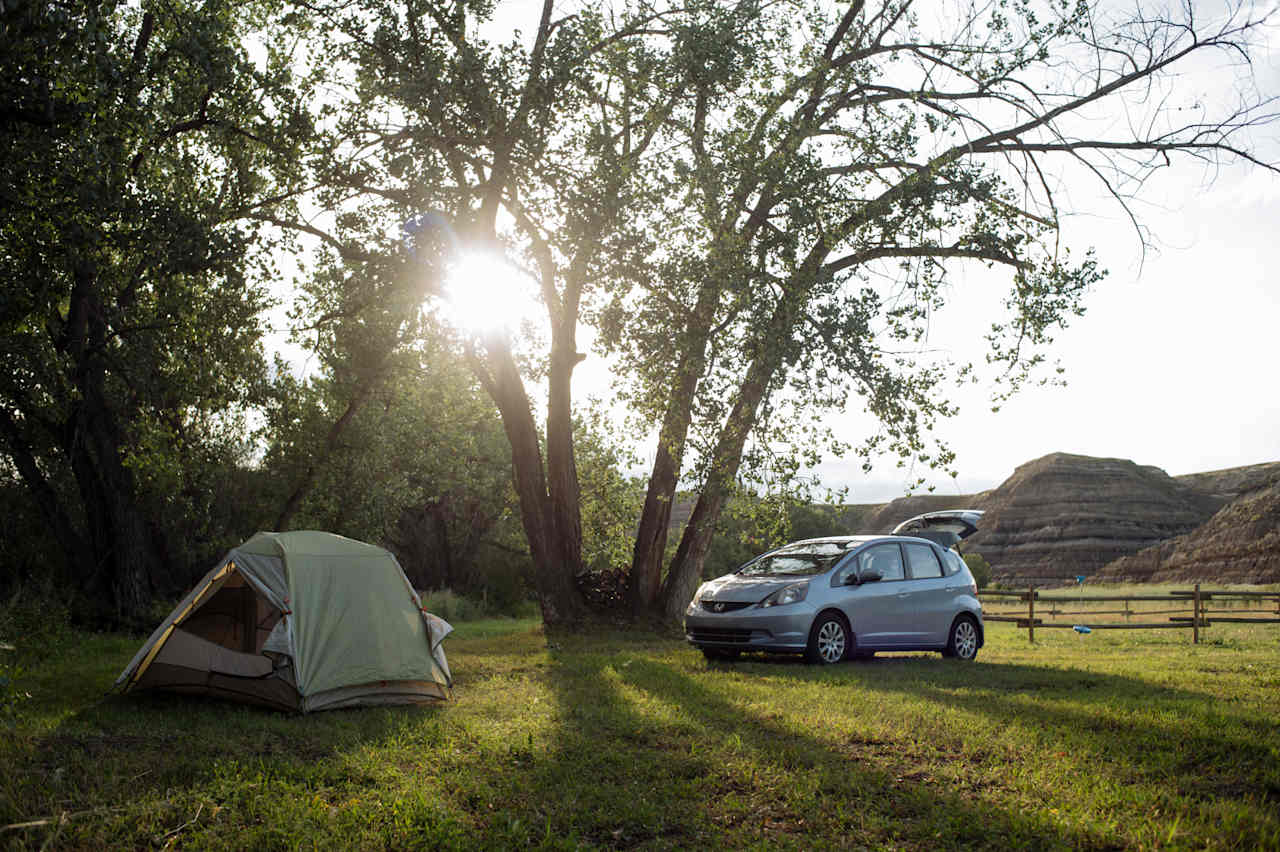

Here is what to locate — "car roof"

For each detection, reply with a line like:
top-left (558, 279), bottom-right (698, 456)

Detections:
top-left (784, 535), bottom-right (880, 547)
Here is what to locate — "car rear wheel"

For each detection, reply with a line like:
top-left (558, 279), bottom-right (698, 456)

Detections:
top-left (805, 613), bottom-right (849, 664)
top-left (944, 615), bottom-right (980, 661)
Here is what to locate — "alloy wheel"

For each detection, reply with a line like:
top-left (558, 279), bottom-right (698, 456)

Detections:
top-left (953, 619), bottom-right (978, 660)
top-left (817, 619), bottom-right (846, 663)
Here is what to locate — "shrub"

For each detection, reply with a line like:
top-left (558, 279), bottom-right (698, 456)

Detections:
top-left (417, 587), bottom-right (540, 622)
top-left (0, 584), bottom-right (72, 662)
top-left (0, 584), bottom-right (71, 728)
top-left (962, 552), bottom-right (993, 590)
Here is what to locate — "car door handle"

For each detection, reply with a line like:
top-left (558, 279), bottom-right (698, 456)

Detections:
top-left (896, 592), bottom-right (910, 598)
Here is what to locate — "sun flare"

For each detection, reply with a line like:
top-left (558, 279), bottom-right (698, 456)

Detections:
top-left (442, 252), bottom-right (536, 335)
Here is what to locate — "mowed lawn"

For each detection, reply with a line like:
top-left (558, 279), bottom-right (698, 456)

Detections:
top-left (3, 613), bottom-right (1279, 849)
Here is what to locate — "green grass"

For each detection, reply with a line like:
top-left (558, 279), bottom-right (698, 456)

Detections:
top-left (2, 613), bottom-right (1279, 849)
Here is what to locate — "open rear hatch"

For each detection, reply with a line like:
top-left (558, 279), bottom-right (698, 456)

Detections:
top-left (891, 509), bottom-right (984, 548)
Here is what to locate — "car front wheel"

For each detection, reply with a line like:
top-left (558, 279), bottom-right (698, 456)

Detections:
top-left (944, 615), bottom-right (980, 661)
top-left (805, 613), bottom-right (849, 664)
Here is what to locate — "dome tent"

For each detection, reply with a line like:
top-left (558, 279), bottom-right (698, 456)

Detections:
top-left (116, 531), bottom-right (452, 712)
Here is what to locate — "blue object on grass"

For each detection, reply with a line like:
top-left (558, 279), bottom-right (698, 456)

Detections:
top-left (1073, 625), bottom-right (1092, 634)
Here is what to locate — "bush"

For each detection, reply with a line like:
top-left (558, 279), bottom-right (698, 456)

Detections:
top-left (0, 584), bottom-right (72, 662)
top-left (0, 655), bottom-right (30, 729)
top-left (962, 552), bottom-right (993, 590)
top-left (0, 584), bottom-right (72, 728)
top-left (417, 588), bottom-right (538, 622)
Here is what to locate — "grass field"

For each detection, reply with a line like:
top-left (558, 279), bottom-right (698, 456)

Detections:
top-left (3, 608), bottom-right (1279, 849)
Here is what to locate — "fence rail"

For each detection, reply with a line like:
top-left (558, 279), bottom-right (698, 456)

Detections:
top-left (978, 584), bottom-right (1280, 643)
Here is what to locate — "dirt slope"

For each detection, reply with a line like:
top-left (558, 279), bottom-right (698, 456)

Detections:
top-left (963, 453), bottom-right (1220, 586)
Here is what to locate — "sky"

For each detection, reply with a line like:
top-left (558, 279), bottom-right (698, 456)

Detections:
top-left (811, 160), bottom-right (1280, 503)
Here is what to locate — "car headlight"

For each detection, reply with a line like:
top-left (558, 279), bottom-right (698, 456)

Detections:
top-left (758, 582), bottom-right (808, 608)
top-left (687, 583), bottom-right (710, 612)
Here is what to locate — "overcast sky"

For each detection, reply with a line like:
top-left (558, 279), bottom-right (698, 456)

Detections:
top-left (812, 157), bottom-right (1280, 503)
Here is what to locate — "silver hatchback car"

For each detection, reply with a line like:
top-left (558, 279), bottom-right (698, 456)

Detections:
top-left (684, 535), bottom-right (983, 663)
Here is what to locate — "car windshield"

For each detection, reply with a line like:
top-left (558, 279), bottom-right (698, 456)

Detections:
top-left (739, 542), bottom-right (851, 576)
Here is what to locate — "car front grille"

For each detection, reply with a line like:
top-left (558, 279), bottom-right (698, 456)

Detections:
top-left (700, 599), bottom-right (754, 613)
top-left (688, 627), bottom-right (753, 644)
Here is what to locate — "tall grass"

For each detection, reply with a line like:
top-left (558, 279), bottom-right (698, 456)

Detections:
top-left (418, 588), bottom-right (540, 623)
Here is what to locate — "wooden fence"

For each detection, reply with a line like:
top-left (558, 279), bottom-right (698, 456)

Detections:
top-left (979, 584), bottom-right (1280, 643)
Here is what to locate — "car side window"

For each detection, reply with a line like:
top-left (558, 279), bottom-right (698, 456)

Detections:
top-left (943, 550), bottom-right (965, 576)
top-left (903, 542), bottom-right (943, 579)
top-left (858, 543), bottom-right (904, 582)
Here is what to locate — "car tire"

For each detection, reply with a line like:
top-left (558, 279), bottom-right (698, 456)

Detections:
top-left (943, 615), bottom-right (980, 661)
top-left (805, 612), bottom-right (850, 664)
top-left (702, 648), bottom-right (740, 662)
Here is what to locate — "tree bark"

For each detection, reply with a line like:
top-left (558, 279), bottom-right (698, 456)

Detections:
top-left (0, 409), bottom-right (93, 575)
top-left (657, 356), bottom-right (774, 619)
top-left (626, 357), bottom-right (696, 613)
top-left (657, 278), bottom-right (809, 620)
top-left (480, 333), bottom-right (587, 625)
top-left (60, 260), bottom-right (164, 625)
top-left (627, 270), bottom-right (726, 612)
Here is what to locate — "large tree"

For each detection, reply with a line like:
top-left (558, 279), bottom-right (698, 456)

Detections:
top-left (0, 0), bottom-right (310, 622)
top-left (277, 0), bottom-right (1277, 626)
top-left (265, 0), bottom-right (720, 623)
top-left (605, 0), bottom-right (1280, 618)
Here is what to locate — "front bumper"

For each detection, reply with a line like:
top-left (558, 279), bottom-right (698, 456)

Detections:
top-left (684, 602), bottom-right (815, 654)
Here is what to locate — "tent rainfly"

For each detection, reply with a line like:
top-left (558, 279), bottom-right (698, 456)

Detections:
top-left (116, 531), bottom-right (453, 712)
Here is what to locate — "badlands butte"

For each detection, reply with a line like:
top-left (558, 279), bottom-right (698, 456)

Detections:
top-left (859, 452), bottom-right (1280, 587)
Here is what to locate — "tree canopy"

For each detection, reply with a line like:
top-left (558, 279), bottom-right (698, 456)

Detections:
top-left (1, 0), bottom-right (1276, 627)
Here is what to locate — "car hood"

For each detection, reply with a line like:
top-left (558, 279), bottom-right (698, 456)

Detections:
top-left (699, 573), bottom-right (810, 603)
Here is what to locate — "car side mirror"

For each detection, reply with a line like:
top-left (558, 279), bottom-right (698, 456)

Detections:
top-left (857, 569), bottom-right (882, 584)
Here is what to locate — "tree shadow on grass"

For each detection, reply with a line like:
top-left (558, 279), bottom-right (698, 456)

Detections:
top-left (448, 646), bottom-right (1117, 850)
top-left (3, 625), bottom-right (562, 847)
top-left (725, 653), bottom-right (1280, 830)
top-left (2, 671), bottom-right (445, 846)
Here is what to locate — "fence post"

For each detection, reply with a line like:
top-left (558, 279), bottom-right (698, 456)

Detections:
top-left (1193, 583), bottom-right (1201, 644)
top-left (1028, 586), bottom-right (1035, 644)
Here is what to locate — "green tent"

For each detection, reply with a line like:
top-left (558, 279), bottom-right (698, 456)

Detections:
top-left (116, 531), bottom-right (452, 711)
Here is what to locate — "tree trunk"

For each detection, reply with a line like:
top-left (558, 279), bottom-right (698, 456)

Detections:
top-left (657, 360), bottom-right (772, 620)
top-left (59, 261), bottom-right (164, 625)
top-left (0, 409), bottom-right (94, 576)
top-left (545, 339), bottom-right (584, 594)
top-left (481, 333), bottom-right (587, 626)
top-left (657, 281), bottom-right (807, 620)
top-left (626, 368), bottom-right (695, 613)
top-left (67, 368), bottom-right (162, 625)
top-left (627, 275), bottom-right (724, 612)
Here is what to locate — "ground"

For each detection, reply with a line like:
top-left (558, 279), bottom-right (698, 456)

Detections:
top-left (2, 607), bottom-right (1279, 849)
